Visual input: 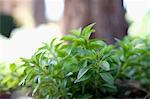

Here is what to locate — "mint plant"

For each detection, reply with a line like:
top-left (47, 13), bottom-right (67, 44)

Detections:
top-left (18, 24), bottom-right (150, 98)
top-left (19, 24), bottom-right (117, 98)
top-left (119, 37), bottom-right (150, 82)
top-left (114, 37), bottom-right (150, 96)
top-left (0, 62), bottom-right (24, 93)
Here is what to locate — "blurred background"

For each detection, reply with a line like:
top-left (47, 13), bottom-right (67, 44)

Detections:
top-left (0, 0), bottom-right (150, 62)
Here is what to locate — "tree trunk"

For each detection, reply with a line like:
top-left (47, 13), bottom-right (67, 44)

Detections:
top-left (32, 0), bottom-right (47, 26)
top-left (63, 0), bottom-right (128, 44)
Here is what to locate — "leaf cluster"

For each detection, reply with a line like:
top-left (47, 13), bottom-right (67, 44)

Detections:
top-left (19, 24), bottom-right (150, 98)
top-left (0, 61), bottom-right (24, 93)
top-left (19, 24), bottom-right (117, 98)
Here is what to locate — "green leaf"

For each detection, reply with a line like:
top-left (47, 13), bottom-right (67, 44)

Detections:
top-left (66, 72), bottom-right (73, 77)
top-left (70, 28), bottom-right (82, 37)
top-left (77, 94), bottom-right (92, 99)
top-left (101, 83), bottom-right (117, 93)
top-left (57, 50), bottom-right (67, 57)
top-left (50, 37), bottom-right (57, 47)
top-left (32, 84), bottom-right (40, 96)
top-left (62, 35), bottom-right (76, 41)
top-left (9, 63), bottom-right (16, 72)
top-left (74, 75), bottom-right (90, 83)
top-left (89, 40), bottom-right (106, 48)
top-left (82, 23), bottom-right (96, 39)
top-left (77, 61), bottom-right (90, 80)
top-left (73, 38), bottom-right (85, 46)
top-left (19, 74), bottom-right (28, 86)
top-left (1, 76), bottom-right (11, 84)
top-left (34, 75), bottom-right (41, 84)
top-left (101, 61), bottom-right (110, 71)
top-left (102, 84), bottom-right (117, 90)
top-left (103, 45), bottom-right (114, 53)
top-left (100, 72), bottom-right (114, 85)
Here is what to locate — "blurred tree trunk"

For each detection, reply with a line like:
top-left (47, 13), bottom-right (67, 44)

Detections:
top-left (63, 0), bottom-right (128, 43)
top-left (32, 0), bottom-right (47, 26)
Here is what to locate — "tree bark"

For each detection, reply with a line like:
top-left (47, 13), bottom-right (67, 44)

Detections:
top-left (63, 0), bottom-right (128, 44)
top-left (32, 0), bottom-right (47, 26)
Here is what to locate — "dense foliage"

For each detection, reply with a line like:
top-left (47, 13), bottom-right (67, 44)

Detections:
top-left (0, 62), bottom-right (23, 93)
top-left (17, 24), bottom-right (150, 98)
top-left (116, 37), bottom-right (150, 86)
top-left (113, 37), bottom-right (150, 97)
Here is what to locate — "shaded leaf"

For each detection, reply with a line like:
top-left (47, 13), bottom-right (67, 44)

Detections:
top-left (74, 75), bottom-right (90, 83)
top-left (100, 72), bottom-right (114, 85)
top-left (101, 61), bottom-right (110, 71)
